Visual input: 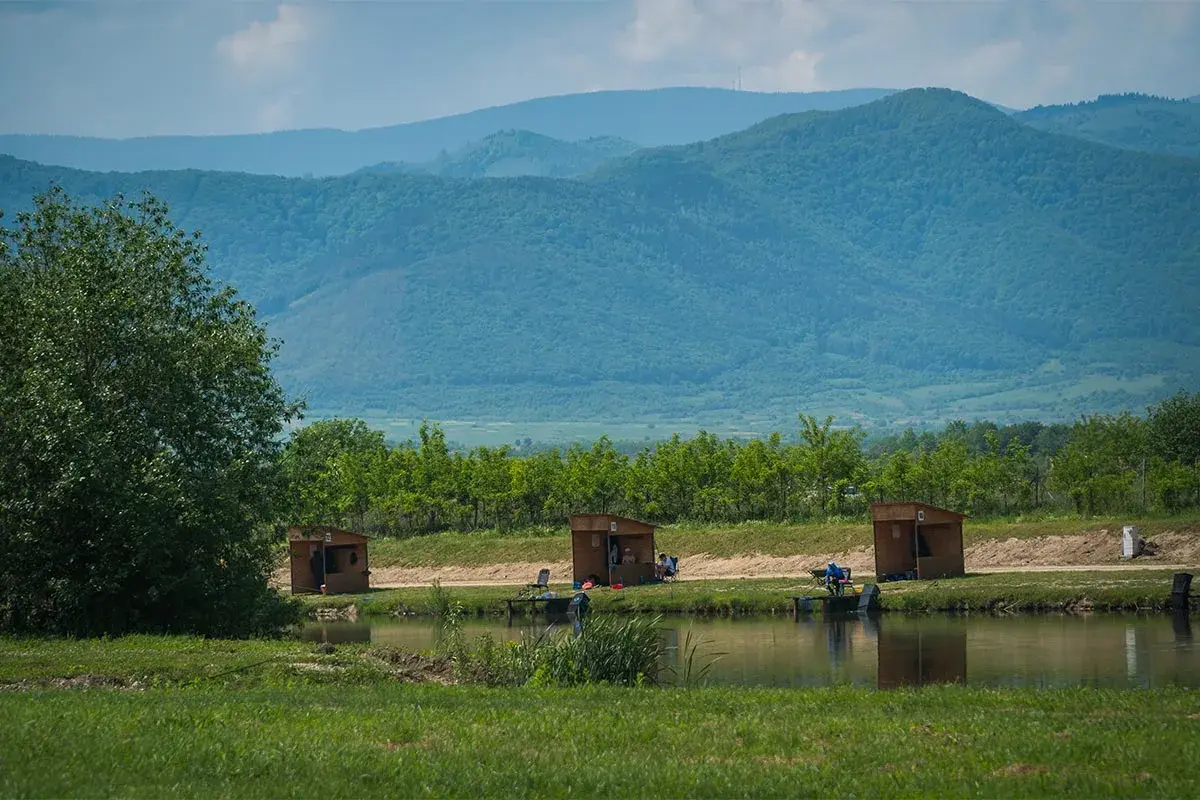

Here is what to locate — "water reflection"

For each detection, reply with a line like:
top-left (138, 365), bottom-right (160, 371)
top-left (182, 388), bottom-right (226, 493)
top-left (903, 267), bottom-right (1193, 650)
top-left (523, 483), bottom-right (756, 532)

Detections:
top-left (1172, 610), bottom-right (1192, 643)
top-left (875, 618), bottom-right (967, 689)
top-left (299, 612), bottom-right (1200, 689)
top-left (306, 622), bottom-right (372, 644)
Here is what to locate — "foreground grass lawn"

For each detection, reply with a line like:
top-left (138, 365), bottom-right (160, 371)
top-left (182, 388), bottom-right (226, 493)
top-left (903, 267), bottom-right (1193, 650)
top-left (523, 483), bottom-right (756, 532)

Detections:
top-left (2, 683), bottom-right (1197, 798)
top-left (306, 569), bottom-right (1192, 618)
top-left (365, 515), bottom-right (1200, 568)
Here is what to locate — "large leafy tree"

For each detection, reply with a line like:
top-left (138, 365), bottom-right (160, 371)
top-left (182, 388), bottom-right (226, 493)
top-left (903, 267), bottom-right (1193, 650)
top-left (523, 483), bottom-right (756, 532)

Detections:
top-left (1148, 391), bottom-right (1200, 467)
top-left (0, 189), bottom-right (300, 636)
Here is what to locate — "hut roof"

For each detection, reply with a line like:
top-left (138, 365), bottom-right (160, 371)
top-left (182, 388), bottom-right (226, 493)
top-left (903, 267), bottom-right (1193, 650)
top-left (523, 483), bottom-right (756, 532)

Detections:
top-left (869, 502), bottom-right (967, 522)
top-left (287, 525), bottom-right (369, 543)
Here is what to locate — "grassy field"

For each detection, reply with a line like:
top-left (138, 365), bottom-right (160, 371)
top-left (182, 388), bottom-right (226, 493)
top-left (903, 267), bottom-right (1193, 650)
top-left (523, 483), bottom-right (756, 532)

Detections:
top-left (2, 677), bottom-right (1197, 797)
top-left (366, 515), bottom-right (1200, 569)
top-left (0, 634), bottom-right (409, 688)
top-left (303, 569), bottom-right (1192, 619)
top-left (3, 628), bottom-right (1198, 797)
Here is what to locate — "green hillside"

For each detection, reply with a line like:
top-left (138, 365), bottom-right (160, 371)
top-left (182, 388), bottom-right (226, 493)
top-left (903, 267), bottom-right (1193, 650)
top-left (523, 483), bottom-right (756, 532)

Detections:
top-left (356, 131), bottom-right (641, 179)
top-left (1016, 93), bottom-right (1200, 158)
top-left (0, 87), bottom-right (893, 177)
top-left (1, 89), bottom-right (1197, 426)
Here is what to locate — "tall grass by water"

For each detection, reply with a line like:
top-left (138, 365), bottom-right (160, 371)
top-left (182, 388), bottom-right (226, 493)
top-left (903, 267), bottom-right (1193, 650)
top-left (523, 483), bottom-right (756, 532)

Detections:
top-left (439, 607), bottom-right (665, 687)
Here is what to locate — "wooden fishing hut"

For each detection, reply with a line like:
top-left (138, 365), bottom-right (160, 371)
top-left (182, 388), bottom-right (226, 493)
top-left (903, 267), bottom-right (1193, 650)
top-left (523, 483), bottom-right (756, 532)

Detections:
top-left (871, 502), bottom-right (966, 580)
top-left (288, 525), bottom-right (370, 594)
top-left (570, 514), bottom-right (658, 587)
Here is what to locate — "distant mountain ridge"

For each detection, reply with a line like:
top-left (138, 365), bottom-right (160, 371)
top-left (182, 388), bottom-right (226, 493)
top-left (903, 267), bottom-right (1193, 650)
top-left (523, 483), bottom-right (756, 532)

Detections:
top-left (355, 130), bottom-right (642, 179)
top-left (1016, 93), bottom-right (1200, 158)
top-left (1, 88), bottom-right (1197, 427)
top-left (0, 87), bottom-right (895, 177)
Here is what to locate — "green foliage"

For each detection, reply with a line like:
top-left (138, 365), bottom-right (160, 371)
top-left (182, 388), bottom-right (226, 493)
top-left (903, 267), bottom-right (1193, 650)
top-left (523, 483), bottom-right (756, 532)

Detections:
top-left (356, 130), bottom-right (642, 179)
top-left (1148, 390), bottom-right (1200, 467)
top-left (447, 614), bottom-right (666, 687)
top-left (670, 626), bottom-right (727, 687)
top-left (3, 89), bottom-right (1199, 423)
top-left (0, 189), bottom-right (300, 636)
top-left (426, 579), bottom-right (460, 618)
top-left (1018, 93), bottom-right (1200, 158)
top-left (278, 394), bottom-right (1200, 537)
top-left (280, 418), bottom-right (387, 525)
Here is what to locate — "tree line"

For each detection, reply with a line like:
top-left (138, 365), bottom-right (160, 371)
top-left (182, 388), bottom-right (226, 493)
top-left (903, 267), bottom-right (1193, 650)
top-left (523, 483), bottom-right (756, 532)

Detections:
top-left (281, 392), bottom-right (1200, 536)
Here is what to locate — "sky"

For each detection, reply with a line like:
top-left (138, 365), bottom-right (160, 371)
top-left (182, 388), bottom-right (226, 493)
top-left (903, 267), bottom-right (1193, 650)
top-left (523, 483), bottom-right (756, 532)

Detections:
top-left (1, 0), bottom-right (1197, 137)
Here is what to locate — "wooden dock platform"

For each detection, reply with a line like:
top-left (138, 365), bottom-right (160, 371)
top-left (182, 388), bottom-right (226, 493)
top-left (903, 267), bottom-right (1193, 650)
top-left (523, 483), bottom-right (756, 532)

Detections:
top-left (791, 585), bottom-right (881, 620)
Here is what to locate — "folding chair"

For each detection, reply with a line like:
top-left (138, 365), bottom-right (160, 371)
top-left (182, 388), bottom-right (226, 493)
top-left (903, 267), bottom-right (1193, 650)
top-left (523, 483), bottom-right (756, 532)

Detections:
top-left (526, 568), bottom-right (550, 592)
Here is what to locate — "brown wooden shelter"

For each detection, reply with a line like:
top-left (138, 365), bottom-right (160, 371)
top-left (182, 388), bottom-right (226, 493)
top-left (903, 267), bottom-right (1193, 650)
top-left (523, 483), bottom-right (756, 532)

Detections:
top-left (570, 514), bottom-right (658, 587)
top-left (288, 525), bottom-right (370, 594)
top-left (871, 502), bottom-right (966, 580)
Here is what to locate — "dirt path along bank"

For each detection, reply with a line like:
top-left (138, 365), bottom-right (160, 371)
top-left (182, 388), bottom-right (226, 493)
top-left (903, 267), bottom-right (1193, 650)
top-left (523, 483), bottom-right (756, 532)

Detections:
top-left (335, 529), bottom-right (1200, 589)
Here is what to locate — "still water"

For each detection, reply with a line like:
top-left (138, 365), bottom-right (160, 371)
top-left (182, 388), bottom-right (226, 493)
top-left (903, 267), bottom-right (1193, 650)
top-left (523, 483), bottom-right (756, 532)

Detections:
top-left (301, 613), bottom-right (1200, 689)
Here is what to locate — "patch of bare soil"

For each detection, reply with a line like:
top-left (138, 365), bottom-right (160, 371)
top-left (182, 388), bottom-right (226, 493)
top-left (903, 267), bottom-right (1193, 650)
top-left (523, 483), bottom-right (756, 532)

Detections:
top-left (993, 763), bottom-right (1051, 778)
top-left (368, 647), bottom-right (456, 684)
top-left (0, 674), bottom-right (143, 692)
top-left (966, 529), bottom-right (1200, 569)
top-left (370, 560), bottom-right (575, 588)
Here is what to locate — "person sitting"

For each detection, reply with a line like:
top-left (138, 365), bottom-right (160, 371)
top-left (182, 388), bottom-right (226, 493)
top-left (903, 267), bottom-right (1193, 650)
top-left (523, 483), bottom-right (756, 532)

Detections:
top-left (655, 553), bottom-right (675, 580)
top-left (621, 547), bottom-right (636, 565)
top-left (824, 561), bottom-right (846, 596)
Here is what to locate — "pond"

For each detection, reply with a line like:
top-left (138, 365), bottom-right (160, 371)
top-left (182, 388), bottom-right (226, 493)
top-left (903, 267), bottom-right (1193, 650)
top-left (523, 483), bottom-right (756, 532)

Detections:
top-left (301, 612), bottom-right (1200, 689)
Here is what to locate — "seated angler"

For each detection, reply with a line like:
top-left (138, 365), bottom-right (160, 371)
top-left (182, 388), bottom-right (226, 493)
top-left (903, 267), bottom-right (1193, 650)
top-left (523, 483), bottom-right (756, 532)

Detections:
top-left (824, 561), bottom-right (846, 596)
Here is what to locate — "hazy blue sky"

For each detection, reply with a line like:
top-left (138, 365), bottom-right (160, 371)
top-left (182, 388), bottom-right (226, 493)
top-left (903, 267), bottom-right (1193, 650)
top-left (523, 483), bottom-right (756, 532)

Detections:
top-left (2, 1), bottom-right (1197, 137)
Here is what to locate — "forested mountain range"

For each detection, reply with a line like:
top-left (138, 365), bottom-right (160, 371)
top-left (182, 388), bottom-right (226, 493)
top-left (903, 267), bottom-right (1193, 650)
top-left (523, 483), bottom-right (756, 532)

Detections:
top-left (1016, 93), bottom-right (1200, 158)
top-left (354, 131), bottom-right (642, 179)
top-left (0, 87), bottom-right (893, 177)
top-left (1, 89), bottom-right (1197, 428)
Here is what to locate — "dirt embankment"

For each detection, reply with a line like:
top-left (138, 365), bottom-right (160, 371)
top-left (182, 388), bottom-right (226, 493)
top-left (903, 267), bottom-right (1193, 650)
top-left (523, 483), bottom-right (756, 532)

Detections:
top-left (272, 528), bottom-right (1200, 589)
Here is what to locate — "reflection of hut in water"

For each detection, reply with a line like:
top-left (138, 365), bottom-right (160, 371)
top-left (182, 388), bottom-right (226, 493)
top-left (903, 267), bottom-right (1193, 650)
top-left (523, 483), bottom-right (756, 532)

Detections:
top-left (288, 525), bottom-right (370, 594)
top-left (872, 502), bottom-right (966, 581)
top-left (1173, 610), bottom-right (1193, 643)
top-left (876, 623), bottom-right (967, 688)
top-left (303, 623), bottom-right (372, 645)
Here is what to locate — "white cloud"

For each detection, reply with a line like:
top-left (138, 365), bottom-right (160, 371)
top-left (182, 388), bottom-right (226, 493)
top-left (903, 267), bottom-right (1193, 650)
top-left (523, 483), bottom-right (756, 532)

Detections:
top-left (760, 49), bottom-right (824, 92)
top-left (216, 4), bottom-right (315, 82)
top-left (617, 0), bottom-right (830, 75)
top-left (611, 0), bottom-right (1200, 106)
top-left (2, 1), bottom-right (1197, 137)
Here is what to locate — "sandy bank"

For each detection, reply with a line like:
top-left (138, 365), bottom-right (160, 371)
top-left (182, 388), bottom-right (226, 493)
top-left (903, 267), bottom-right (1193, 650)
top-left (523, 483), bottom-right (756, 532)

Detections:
top-left (317, 529), bottom-right (1198, 589)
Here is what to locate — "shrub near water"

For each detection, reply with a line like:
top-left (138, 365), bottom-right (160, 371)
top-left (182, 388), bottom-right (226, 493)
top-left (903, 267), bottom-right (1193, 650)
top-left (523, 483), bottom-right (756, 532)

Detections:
top-left (446, 613), bottom-right (664, 687)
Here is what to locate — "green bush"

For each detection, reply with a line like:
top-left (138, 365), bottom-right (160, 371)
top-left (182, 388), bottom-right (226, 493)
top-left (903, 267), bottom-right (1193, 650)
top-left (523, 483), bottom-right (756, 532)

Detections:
top-left (446, 614), bottom-right (665, 687)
